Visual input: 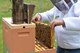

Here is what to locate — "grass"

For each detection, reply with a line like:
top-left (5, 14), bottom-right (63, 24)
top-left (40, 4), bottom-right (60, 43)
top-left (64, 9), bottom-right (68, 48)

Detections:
top-left (0, 0), bottom-right (53, 53)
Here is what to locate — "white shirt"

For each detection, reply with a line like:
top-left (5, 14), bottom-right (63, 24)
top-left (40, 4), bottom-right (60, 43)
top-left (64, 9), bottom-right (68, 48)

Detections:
top-left (39, 0), bottom-right (80, 49)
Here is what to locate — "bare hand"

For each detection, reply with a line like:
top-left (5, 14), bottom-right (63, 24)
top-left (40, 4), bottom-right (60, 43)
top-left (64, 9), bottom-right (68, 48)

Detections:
top-left (50, 19), bottom-right (65, 29)
top-left (32, 14), bottom-right (41, 22)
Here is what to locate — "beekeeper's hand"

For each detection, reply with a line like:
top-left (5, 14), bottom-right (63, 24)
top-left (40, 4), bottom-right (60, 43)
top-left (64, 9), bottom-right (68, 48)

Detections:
top-left (32, 14), bottom-right (42, 22)
top-left (50, 19), bottom-right (65, 29)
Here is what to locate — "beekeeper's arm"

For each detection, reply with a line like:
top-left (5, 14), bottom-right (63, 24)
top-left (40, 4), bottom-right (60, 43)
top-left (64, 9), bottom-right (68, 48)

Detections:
top-left (32, 6), bottom-right (57, 22)
top-left (63, 1), bottom-right (80, 31)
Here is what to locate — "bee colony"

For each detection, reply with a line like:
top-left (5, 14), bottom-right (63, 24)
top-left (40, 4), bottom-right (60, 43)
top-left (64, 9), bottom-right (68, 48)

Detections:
top-left (35, 22), bottom-right (54, 48)
top-left (35, 22), bottom-right (56, 53)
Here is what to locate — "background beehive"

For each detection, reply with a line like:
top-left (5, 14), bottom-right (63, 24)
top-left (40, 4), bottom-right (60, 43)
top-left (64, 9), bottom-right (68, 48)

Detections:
top-left (35, 22), bottom-right (54, 48)
top-left (12, 0), bottom-right (35, 24)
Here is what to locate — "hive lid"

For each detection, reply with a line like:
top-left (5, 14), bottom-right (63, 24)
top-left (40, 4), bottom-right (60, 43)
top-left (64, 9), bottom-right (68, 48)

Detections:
top-left (2, 17), bottom-right (36, 29)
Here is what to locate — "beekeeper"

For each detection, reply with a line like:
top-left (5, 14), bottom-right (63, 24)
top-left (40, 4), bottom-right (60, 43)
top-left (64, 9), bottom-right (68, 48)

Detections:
top-left (32, 0), bottom-right (80, 53)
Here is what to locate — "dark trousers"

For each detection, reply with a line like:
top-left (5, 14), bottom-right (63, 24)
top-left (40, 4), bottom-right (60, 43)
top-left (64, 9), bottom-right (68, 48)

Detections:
top-left (56, 46), bottom-right (80, 53)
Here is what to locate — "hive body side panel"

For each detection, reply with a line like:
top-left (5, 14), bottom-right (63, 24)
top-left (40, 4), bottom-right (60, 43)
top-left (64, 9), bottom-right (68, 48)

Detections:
top-left (2, 18), bottom-right (36, 53)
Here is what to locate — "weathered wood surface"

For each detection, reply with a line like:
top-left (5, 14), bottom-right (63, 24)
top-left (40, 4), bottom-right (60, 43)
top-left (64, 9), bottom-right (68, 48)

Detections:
top-left (12, 0), bottom-right (35, 24)
top-left (12, 0), bottom-right (24, 24)
top-left (23, 4), bottom-right (28, 23)
top-left (28, 4), bottom-right (35, 23)
top-left (23, 3), bottom-right (35, 23)
top-left (35, 22), bottom-right (54, 48)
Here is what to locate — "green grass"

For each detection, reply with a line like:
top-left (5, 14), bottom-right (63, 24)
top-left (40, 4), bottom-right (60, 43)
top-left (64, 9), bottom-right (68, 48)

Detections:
top-left (0, 0), bottom-right (53, 53)
top-left (0, 16), bottom-right (3, 53)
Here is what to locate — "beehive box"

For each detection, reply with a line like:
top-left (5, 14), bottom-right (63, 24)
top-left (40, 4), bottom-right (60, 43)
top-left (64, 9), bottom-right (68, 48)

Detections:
top-left (2, 18), bottom-right (56, 53)
top-left (2, 18), bottom-right (36, 53)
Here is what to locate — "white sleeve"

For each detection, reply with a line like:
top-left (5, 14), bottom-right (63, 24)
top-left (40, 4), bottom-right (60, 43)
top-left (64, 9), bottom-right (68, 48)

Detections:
top-left (63, 17), bottom-right (80, 31)
top-left (63, 2), bottom-right (80, 31)
top-left (39, 6), bottom-right (56, 22)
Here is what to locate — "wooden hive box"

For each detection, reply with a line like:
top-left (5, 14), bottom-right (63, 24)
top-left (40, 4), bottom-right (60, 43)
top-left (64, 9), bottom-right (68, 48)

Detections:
top-left (2, 18), bottom-right (36, 53)
top-left (2, 18), bottom-right (56, 53)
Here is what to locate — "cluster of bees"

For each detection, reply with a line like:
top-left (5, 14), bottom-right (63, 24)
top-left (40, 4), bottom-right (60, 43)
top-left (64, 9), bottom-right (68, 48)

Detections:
top-left (35, 22), bottom-right (54, 48)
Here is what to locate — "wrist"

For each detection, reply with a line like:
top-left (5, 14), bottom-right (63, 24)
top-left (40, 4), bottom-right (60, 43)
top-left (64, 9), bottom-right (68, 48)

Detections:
top-left (36, 13), bottom-right (42, 21)
top-left (61, 20), bottom-right (65, 27)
